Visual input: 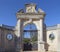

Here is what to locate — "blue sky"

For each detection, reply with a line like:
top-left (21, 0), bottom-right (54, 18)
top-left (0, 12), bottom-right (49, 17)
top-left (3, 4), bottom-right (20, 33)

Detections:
top-left (0, 0), bottom-right (60, 26)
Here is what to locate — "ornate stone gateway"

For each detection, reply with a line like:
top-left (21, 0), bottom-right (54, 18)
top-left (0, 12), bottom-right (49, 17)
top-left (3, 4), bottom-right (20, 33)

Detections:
top-left (15, 3), bottom-right (46, 52)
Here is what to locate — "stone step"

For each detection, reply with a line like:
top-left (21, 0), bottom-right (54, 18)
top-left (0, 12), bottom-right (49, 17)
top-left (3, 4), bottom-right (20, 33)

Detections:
top-left (23, 51), bottom-right (38, 52)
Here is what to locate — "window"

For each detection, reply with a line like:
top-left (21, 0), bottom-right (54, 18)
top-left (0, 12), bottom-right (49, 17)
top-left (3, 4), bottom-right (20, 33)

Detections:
top-left (6, 34), bottom-right (13, 40)
top-left (49, 33), bottom-right (55, 40)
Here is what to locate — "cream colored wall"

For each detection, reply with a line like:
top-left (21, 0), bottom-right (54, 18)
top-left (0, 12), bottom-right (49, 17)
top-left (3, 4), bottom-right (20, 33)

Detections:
top-left (47, 29), bottom-right (58, 51)
top-left (57, 28), bottom-right (60, 51)
top-left (56, 24), bottom-right (60, 51)
top-left (0, 28), bottom-right (15, 51)
top-left (0, 28), bottom-right (2, 51)
top-left (4, 30), bottom-right (15, 50)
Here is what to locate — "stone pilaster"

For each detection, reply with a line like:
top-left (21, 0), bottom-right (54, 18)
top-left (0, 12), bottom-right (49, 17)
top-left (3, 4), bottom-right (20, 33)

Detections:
top-left (40, 19), bottom-right (44, 41)
top-left (38, 19), bottom-right (45, 52)
top-left (16, 19), bottom-right (22, 52)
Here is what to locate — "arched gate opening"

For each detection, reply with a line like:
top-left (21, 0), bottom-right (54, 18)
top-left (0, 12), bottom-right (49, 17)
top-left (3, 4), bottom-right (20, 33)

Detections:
top-left (23, 23), bottom-right (38, 51)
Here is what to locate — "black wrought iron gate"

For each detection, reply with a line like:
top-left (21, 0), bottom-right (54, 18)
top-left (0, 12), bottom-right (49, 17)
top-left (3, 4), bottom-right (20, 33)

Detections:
top-left (23, 30), bottom-right (38, 51)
